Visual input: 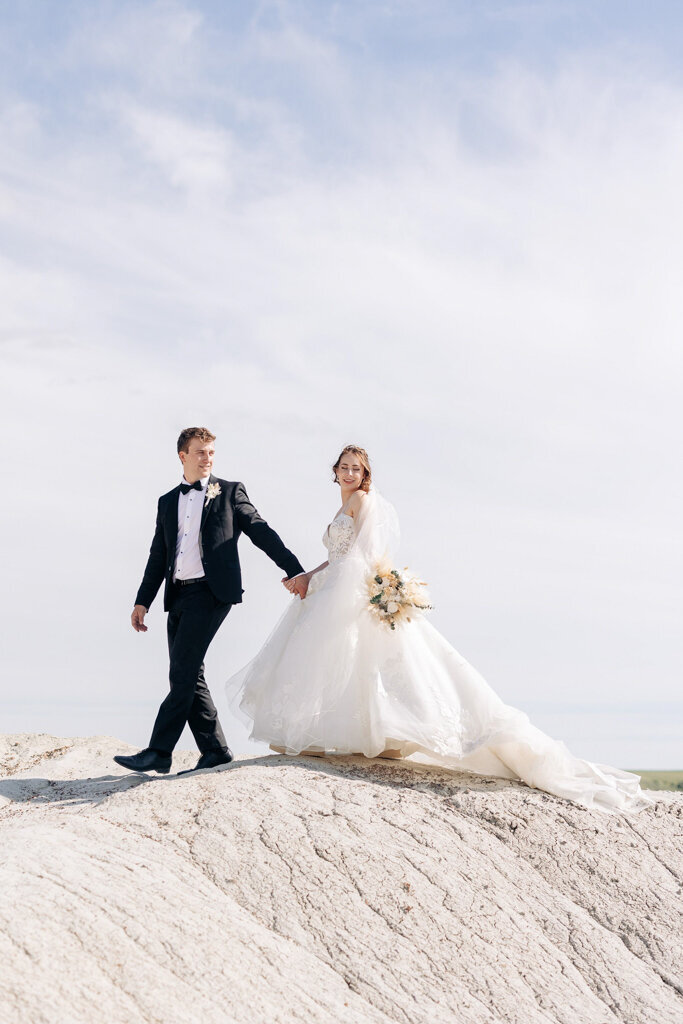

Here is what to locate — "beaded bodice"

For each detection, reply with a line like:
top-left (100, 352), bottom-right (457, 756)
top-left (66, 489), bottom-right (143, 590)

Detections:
top-left (323, 513), bottom-right (355, 562)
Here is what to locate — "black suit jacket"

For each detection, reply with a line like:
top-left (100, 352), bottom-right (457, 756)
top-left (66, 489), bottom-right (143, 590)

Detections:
top-left (135, 476), bottom-right (305, 611)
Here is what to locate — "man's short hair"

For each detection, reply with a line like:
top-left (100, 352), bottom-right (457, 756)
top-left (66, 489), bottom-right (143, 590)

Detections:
top-left (177, 427), bottom-right (216, 454)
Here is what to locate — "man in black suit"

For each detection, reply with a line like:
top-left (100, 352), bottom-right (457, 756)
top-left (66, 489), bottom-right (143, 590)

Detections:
top-left (114, 427), bottom-right (305, 775)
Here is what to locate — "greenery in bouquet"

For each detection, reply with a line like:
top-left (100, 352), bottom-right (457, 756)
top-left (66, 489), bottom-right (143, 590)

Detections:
top-left (366, 563), bottom-right (433, 630)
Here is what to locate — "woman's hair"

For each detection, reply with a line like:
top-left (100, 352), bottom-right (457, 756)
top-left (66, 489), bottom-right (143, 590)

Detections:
top-left (332, 445), bottom-right (372, 493)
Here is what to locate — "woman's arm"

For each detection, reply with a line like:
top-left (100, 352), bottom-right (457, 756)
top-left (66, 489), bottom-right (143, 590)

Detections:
top-left (346, 488), bottom-right (366, 524)
top-left (308, 559), bottom-right (329, 576)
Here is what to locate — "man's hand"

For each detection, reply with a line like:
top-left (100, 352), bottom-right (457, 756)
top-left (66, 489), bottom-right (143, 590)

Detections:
top-left (282, 573), bottom-right (310, 600)
top-left (131, 604), bottom-right (149, 632)
top-left (292, 574), bottom-right (310, 600)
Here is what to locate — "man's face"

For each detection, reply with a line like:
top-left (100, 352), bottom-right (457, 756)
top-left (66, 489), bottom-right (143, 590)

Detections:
top-left (179, 438), bottom-right (215, 481)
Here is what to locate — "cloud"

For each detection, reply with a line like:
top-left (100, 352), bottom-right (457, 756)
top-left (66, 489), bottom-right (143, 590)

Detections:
top-left (120, 102), bottom-right (235, 193)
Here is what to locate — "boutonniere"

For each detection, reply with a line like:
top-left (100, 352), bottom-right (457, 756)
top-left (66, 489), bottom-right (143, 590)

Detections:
top-left (205, 481), bottom-right (221, 507)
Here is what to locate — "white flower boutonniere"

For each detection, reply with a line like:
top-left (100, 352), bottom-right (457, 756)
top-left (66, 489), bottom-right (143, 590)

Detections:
top-left (205, 481), bottom-right (221, 508)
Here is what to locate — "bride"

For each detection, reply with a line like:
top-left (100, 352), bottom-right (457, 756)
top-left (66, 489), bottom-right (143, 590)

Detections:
top-left (227, 445), bottom-right (651, 813)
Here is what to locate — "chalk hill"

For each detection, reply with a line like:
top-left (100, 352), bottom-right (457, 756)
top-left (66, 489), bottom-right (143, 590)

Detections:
top-left (1, 734), bottom-right (681, 1024)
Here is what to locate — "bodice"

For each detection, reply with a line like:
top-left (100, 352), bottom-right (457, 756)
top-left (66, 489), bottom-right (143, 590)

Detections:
top-left (323, 512), bottom-right (355, 562)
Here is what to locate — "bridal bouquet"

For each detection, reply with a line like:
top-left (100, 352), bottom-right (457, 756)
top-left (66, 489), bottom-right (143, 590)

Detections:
top-left (366, 563), bottom-right (432, 630)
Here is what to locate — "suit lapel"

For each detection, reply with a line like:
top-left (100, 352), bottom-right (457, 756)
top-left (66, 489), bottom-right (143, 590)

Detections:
top-left (200, 474), bottom-right (217, 530)
top-left (165, 485), bottom-right (181, 546)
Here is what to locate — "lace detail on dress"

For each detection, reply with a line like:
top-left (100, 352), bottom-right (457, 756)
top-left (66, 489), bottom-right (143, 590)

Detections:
top-left (323, 513), bottom-right (355, 562)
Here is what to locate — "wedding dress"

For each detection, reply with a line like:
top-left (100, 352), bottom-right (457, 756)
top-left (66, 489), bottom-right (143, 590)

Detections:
top-left (226, 490), bottom-right (651, 813)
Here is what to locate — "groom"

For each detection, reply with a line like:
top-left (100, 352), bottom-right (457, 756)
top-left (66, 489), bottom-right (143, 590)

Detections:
top-left (114, 427), bottom-right (305, 775)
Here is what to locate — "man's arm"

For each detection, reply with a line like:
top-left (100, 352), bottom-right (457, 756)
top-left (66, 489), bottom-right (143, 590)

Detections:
top-left (234, 482), bottom-right (305, 579)
top-left (133, 500), bottom-right (168, 616)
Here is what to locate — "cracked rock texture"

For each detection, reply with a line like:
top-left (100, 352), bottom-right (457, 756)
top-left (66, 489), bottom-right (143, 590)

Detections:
top-left (1, 733), bottom-right (682, 1024)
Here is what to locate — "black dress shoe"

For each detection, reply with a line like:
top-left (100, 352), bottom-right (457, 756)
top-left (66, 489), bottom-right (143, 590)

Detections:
top-left (178, 748), bottom-right (233, 775)
top-left (113, 748), bottom-right (172, 774)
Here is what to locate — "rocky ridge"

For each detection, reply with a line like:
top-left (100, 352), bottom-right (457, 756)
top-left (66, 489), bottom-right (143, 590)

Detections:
top-left (1, 733), bottom-right (681, 1024)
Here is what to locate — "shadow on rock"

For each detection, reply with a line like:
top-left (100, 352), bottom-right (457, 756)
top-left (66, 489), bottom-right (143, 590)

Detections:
top-left (0, 772), bottom-right (162, 806)
top-left (0, 754), bottom-right (516, 806)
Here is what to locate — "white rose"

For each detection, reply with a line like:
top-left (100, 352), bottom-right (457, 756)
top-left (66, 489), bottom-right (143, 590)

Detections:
top-left (387, 601), bottom-right (399, 614)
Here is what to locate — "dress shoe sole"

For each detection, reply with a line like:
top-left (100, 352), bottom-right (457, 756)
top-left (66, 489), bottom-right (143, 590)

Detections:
top-left (113, 758), bottom-right (171, 775)
top-left (177, 758), bottom-right (232, 776)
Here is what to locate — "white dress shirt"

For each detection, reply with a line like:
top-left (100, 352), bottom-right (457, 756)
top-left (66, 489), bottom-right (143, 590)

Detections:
top-left (173, 477), bottom-right (208, 581)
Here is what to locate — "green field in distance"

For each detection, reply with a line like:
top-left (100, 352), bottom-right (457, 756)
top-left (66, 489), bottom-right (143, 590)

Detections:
top-left (629, 770), bottom-right (683, 791)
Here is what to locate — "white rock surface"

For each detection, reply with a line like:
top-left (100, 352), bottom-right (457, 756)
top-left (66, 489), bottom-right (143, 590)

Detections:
top-left (0, 733), bottom-right (681, 1024)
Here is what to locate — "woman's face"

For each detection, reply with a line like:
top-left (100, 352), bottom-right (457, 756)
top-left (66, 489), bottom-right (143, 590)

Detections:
top-left (337, 453), bottom-right (365, 491)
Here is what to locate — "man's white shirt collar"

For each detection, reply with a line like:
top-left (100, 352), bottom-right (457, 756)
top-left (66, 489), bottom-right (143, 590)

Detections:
top-left (181, 476), bottom-right (209, 490)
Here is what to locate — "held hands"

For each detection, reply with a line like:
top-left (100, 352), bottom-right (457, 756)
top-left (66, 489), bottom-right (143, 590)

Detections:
top-left (282, 573), bottom-right (311, 600)
top-left (131, 604), bottom-right (149, 632)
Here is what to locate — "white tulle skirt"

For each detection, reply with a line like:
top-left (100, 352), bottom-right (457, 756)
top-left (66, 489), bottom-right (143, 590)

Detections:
top-left (227, 560), bottom-right (652, 814)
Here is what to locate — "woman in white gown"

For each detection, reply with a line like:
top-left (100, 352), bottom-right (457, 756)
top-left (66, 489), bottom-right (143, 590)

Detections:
top-left (227, 445), bottom-right (651, 814)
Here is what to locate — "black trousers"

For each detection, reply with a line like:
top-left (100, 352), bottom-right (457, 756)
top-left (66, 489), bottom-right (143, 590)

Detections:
top-left (149, 581), bottom-right (231, 754)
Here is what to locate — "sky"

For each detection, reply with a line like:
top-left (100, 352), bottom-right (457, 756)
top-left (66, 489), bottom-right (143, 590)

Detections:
top-left (1, 0), bottom-right (681, 768)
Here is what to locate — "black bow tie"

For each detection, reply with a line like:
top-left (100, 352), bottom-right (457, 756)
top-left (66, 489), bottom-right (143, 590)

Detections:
top-left (180, 480), bottom-right (203, 495)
